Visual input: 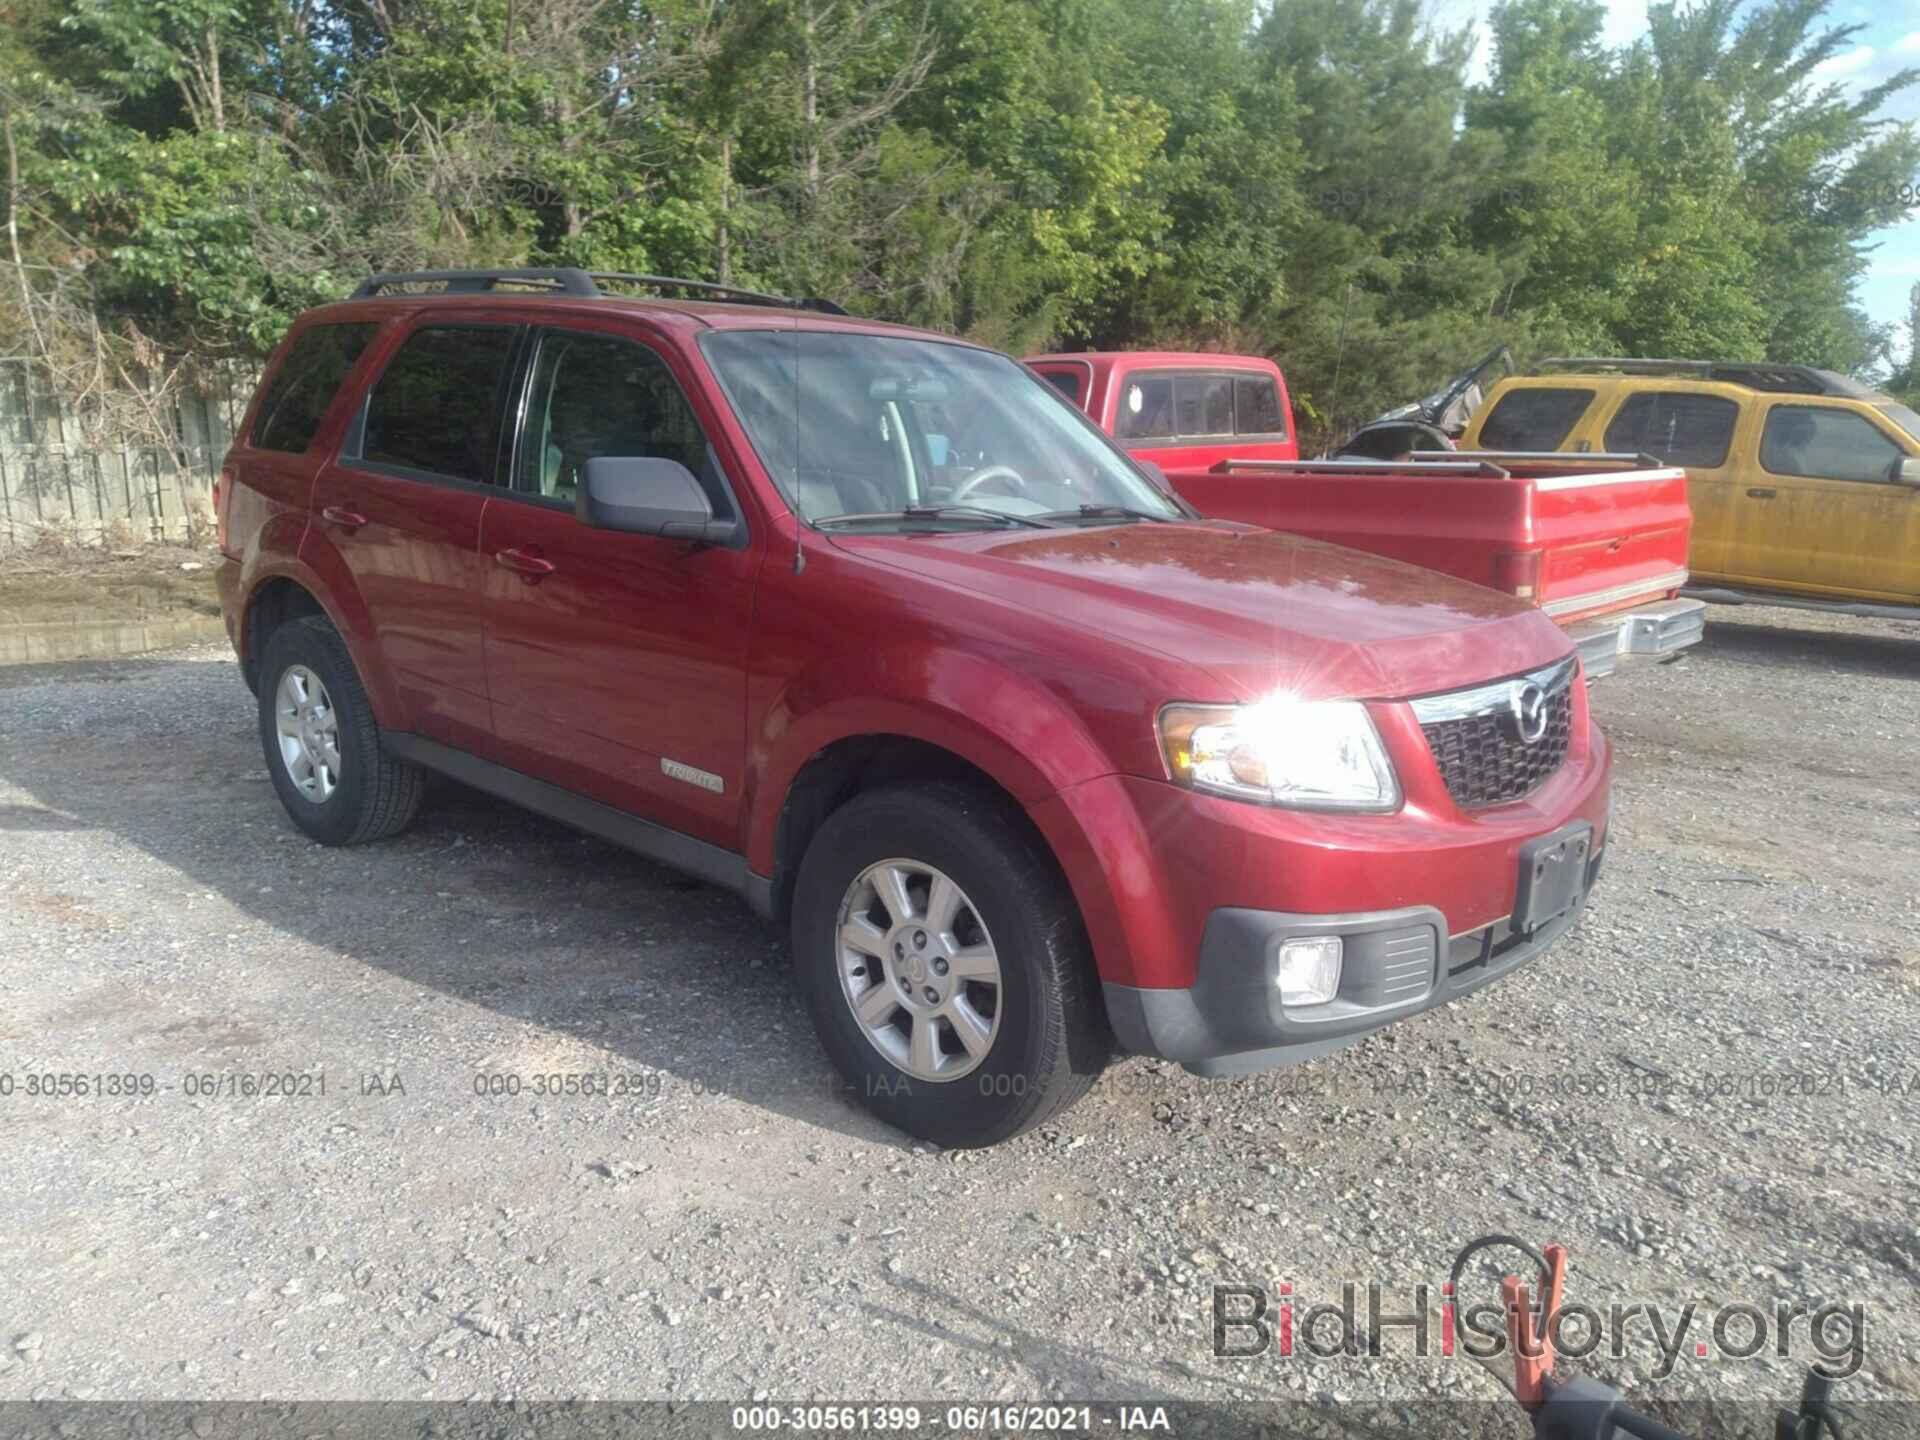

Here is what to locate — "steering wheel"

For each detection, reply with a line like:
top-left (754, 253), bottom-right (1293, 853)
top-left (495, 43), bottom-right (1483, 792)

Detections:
top-left (949, 464), bottom-right (1026, 504)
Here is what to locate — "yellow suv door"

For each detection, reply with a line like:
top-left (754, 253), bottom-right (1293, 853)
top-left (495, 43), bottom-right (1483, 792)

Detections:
top-left (1586, 384), bottom-right (1745, 579)
top-left (1737, 400), bottom-right (1920, 602)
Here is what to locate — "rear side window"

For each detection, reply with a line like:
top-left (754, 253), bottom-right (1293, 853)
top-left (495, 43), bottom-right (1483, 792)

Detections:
top-left (1603, 391), bottom-right (1739, 468)
top-left (251, 323), bottom-right (378, 454)
top-left (360, 326), bottom-right (518, 484)
top-left (1035, 367), bottom-right (1088, 408)
top-left (1760, 405), bottom-right (1902, 483)
top-left (1478, 387), bottom-right (1595, 450)
top-left (1234, 375), bottom-right (1287, 436)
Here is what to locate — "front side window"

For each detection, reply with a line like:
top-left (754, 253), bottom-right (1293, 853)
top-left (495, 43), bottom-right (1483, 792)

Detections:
top-left (1603, 391), bottom-right (1740, 468)
top-left (514, 331), bottom-right (732, 518)
top-left (701, 330), bottom-right (1184, 527)
top-left (360, 325), bottom-right (518, 484)
top-left (1760, 405), bottom-right (1902, 483)
top-left (1478, 387), bottom-right (1595, 451)
top-left (252, 323), bottom-right (378, 454)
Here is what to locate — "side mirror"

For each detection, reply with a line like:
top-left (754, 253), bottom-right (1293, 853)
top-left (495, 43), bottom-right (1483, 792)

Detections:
top-left (1136, 459), bottom-right (1168, 488)
top-left (1893, 455), bottom-right (1920, 488)
top-left (580, 457), bottom-right (735, 542)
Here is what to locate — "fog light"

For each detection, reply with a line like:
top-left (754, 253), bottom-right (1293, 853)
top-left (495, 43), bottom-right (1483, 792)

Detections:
top-left (1276, 936), bottom-right (1342, 1007)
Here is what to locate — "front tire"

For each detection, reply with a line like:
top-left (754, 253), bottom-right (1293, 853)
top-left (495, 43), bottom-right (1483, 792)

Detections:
top-left (257, 616), bottom-right (424, 846)
top-left (791, 783), bottom-right (1109, 1147)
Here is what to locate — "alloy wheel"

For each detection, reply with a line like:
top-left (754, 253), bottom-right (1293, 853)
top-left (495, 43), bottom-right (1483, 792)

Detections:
top-left (274, 664), bottom-right (342, 803)
top-left (835, 858), bottom-right (1003, 1082)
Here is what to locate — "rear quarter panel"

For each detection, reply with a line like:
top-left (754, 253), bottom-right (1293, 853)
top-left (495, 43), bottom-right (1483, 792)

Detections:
top-left (221, 308), bottom-right (403, 719)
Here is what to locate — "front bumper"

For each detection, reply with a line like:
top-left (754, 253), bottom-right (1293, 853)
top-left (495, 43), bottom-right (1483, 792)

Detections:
top-left (1563, 597), bottom-right (1705, 679)
top-left (1102, 841), bottom-right (1602, 1076)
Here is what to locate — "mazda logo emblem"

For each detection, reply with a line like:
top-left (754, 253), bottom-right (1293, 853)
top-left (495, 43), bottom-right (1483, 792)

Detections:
top-left (1510, 682), bottom-right (1550, 744)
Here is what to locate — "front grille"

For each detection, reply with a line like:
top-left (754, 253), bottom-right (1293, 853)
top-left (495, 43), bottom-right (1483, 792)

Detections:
top-left (1413, 660), bottom-right (1574, 808)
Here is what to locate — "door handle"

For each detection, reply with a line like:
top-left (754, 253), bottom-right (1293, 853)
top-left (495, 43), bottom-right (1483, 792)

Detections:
top-left (494, 546), bottom-right (556, 581)
top-left (1746, 487), bottom-right (1776, 499)
top-left (321, 505), bottom-right (368, 530)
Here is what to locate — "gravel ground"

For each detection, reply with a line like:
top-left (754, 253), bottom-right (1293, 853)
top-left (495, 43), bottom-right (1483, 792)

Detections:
top-left (1, 606), bottom-right (1917, 1431)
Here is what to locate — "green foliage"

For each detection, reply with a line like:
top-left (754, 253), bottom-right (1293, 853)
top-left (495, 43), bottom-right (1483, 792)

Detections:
top-left (1, 0), bottom-right (1915, 449)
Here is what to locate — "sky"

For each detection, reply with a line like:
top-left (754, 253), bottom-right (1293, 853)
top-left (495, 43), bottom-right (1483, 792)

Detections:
top-left (1427, 0), bottom-right (1920, 364)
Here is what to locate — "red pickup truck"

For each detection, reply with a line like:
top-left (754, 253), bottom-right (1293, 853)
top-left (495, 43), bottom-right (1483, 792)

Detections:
top-left (1027, 351), bottom-right (1704, 677)
top-left (217, 272), bottom-right (1612, 1147)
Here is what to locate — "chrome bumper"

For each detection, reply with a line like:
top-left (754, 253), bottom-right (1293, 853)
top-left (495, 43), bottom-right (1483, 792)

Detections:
top-left (1564, 597), bottom-right (1707, 679)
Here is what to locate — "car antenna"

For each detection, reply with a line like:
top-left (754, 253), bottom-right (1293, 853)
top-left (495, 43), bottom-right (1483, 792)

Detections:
top-left (1325, 280), bottom-right (1353, 451)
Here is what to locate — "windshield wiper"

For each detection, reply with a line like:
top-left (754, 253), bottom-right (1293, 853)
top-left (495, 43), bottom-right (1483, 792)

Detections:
top-left (1034, 503), bottom-right (1176, 524)
top-left (814, 505), bottom-right (1056, 530)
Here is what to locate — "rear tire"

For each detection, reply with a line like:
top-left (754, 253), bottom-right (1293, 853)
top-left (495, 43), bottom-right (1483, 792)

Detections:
top-left (791, 782), bottom-right (1109, 1147)
top-left (257, 616), bottom-right (424, 846)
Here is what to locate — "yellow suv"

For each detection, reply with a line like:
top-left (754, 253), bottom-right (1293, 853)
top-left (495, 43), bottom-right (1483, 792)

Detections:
top-left (1460, 359), bottom-right (1920, 617)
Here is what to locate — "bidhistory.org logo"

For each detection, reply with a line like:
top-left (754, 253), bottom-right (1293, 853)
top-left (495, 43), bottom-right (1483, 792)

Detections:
top-left (1211, 1281), bottom-right (1866, 1380)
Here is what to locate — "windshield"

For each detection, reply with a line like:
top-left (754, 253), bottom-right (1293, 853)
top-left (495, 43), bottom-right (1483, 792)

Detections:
top-left (1876, 400), bottom-right (1920, 446)
top-left (700, 330), bottom-right (1185, 527)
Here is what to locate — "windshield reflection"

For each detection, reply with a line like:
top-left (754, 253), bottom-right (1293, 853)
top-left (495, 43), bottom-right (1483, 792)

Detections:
top-left (701, 331), bottom-right (1184, 527)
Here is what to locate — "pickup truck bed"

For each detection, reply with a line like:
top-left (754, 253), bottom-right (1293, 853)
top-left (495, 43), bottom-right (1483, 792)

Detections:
top-left (1158, 450), bottom-right (1704, 678)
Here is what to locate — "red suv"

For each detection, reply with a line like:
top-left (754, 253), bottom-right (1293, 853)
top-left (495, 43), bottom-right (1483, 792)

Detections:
top-left (216, 268), bottom-right (1611, 1147)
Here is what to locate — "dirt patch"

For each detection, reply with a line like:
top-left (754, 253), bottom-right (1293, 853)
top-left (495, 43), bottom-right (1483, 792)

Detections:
top-left (10, 889), bottom-right (113, 930)
top-left (0, 542), bottom-right (222, 626)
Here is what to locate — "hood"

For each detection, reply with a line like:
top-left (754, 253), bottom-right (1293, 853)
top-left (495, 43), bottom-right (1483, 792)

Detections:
top-left (829, 522), bottom-right (1573, 702)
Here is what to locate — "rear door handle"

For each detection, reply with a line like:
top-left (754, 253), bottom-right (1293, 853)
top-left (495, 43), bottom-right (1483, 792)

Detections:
top-left (321, 505), bottom-right (368, 530)
top-left (1746, 487), bottom-right (1776, 499)
top-left (494, 547), bottom-right (556, 581)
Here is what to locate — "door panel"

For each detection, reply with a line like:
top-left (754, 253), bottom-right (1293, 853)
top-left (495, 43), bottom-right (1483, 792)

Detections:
top-left (1591, 385), bottom-right (1742, 577)
top-left (1723, 402), bottom-right (1920, 599)
top-left (303, 471), bottom-right (494, 745)
top-left (478, 502), bottom-right (756, 844)
top-left (479, 328), bottom-right (757, 847)
top-left (306, 322), bottom-right (520, 749)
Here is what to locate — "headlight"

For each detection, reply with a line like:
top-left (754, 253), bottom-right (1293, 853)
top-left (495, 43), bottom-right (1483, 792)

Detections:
top-left (1158, 697), bottom-right (1401, 811)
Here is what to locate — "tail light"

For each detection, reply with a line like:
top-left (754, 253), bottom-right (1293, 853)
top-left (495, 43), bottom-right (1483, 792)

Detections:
top-left (1491, 548), bottom-right (1544, 601)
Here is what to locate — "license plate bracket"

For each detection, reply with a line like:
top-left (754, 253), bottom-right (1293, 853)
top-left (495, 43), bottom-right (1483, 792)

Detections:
top-left (1514, 824), bottom-right (1593, 933)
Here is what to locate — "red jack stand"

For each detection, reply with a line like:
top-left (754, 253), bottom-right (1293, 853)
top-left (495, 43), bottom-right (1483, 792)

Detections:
top-left (1503, 1241), bottom-right (1568, 1409)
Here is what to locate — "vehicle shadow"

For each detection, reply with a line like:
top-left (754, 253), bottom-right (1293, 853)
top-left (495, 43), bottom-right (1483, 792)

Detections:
top-left (1694, 614), bottom-right (1920, 682)
top-left (0, 661), bottom-right (915, 1146)
top-left (859, 1272), bottom-right (1288, 1401)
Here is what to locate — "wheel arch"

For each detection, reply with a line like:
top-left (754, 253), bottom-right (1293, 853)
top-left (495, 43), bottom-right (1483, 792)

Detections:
top-left (237, 556), bottom-right (401, 726)
top-left (239, 576), bottom-right (327, 693)
top-left (759, 731), bottom-right (1048, 929)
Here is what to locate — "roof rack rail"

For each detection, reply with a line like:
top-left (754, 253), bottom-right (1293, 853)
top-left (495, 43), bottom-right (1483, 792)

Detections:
top-left (1536, 356), bottom-right (1869, 397)
top-left (1540, 356), bottom-right (1712, 377)
top-left (349, 267), bottom-right (848, 315)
